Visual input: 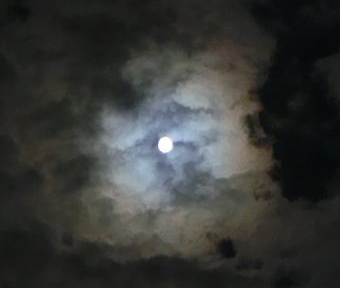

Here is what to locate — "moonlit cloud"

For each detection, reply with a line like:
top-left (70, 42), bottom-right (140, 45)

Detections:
top-left (75, 41), bottom-right (274, 260)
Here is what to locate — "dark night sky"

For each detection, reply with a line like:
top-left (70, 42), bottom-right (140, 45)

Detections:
top-left (1, 0), bottom-right (340, 287)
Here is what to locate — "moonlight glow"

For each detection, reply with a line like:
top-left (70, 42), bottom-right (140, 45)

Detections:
top-left (158, 136), bottom-right (173, 153)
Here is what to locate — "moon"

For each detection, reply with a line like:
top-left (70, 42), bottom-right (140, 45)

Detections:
top-left (158, 136), bottom-right (173, 153)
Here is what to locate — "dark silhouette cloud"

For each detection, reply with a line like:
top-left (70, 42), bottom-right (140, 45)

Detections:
top-left (217, 238), bottom-right (237, 259)
top-left (253, 0), bottom-right (340, 202)
top-left (272, 269), bottom-right (300, 288)
top-left (0, 226), bottom-right (269, 288)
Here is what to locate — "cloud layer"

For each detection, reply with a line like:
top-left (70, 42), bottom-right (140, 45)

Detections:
top-left (1, 0), bottom-right (340, 287)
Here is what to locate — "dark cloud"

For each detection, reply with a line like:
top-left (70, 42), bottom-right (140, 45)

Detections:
top-left (53, 154), bottom-right (95, 194)
top-left (33, 99), bottom-right (76, 132)
top-left (0, 134), bottom-right (18, 169)
top-left (0, 225), bottom-right (54, 288)
top-left (0, 226), bottom-right (269, 288)
top-left (272, 269), bottom-right (300, 288)
top-left (7, 0), bottom-right (31, 23)
top-left (0, 166), bottom-right (43, 197)
top-left (236, 258), bottom-right (263, 271)
top-left (217, 238), bottom-right (237, 259)
top-left (253, 0), bottom-right (340, 202)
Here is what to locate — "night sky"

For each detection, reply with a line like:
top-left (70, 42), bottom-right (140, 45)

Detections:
top-left (1, 0), bottom-right (340, 287)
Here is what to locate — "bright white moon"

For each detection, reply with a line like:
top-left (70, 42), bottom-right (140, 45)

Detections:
top-left (158, 136), bottom-right (173, 153)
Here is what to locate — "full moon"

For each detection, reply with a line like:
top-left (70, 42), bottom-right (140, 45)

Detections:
top-left (158, 136), bottom-right (173, 153)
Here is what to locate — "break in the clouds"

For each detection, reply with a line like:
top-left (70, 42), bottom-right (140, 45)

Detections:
top-left (1, 0), bottom-right (340, 287)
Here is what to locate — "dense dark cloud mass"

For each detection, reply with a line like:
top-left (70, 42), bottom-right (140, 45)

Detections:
top-left (1, 0), bottom-right (340, 287)
top-left (253, 0), bottom-right (340, 202)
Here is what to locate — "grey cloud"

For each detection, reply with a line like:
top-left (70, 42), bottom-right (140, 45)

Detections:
top-left (52, 154), bottom-right (95, 194)
top-left (0, 224), bottom-right (271, 288)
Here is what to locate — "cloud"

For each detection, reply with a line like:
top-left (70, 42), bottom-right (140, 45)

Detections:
top-left (0, 225), bottom-right (272, 288)
top-left (1, 0), bottom-right (271, 278)
top-left (87, 38), bottom-right (274, 260)
top-left (2, 0), bottom-right (340, 287)
top-left (252, 0), bottom-right (340, 202)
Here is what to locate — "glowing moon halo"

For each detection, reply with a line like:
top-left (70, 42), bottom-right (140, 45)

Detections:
top-left (158, 137), bottom-right (173, 153)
